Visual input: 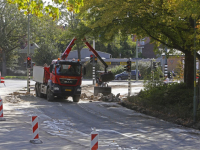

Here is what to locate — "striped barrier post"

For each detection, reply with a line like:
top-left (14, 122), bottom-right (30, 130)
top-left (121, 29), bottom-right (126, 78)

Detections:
top-left (28, 69), bottom-right (31, 93)
top-left (91, 129), bottom-right (99, 150)
top-left (93, 66), bottom-right (95, 85)
top-left (0, 71), bottom-right (5, 86)
top-left (128, 72), bottom-right (131, 97)
top-left (164, 64), bottom-right (168, 77)
top-left (0, 97), bottom-right (6, 121)
top-left (30, 116), bottom-right (42, 144)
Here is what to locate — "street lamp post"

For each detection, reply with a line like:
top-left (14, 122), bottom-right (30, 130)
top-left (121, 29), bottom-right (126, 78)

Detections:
top-left (27, 10), bottom-right (30, 93)
top-left (93, 40), bottom-right (95, 85)
top-left (136, 39), bottom-right (138, 81)
top-left (193, 19), bottom-right (197, 122)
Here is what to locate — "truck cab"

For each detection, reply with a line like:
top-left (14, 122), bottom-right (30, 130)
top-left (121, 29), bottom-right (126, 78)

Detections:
top-left (34, 59), bottom-right (85, 102)
top-left (33, 37), bottom-right (113, 102)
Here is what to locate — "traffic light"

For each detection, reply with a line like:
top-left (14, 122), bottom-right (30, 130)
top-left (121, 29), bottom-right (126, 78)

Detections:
top-left (27, 56), bottom-right (32, 68)
top-left (124, 60), bottom-right (131, 72)
top-left (127, 60), bottom-right (131, 72)
top-left (94, 57), bottom-right (97, 64)
top-left (153, 62), bottom-right (158, 69)
top-left (90, 54), bottom-right (94, 63)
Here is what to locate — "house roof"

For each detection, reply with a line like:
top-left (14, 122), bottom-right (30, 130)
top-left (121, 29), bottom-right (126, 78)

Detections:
top-left (18, 43), bottom-right (39, 54)
top-left (66, 48), bottom-right (112, 59)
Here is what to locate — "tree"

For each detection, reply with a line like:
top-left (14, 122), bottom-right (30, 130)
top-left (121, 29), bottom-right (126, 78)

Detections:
top-left (30, 15), bottom-right (62, 65)
top-left (57, 8), bottom-right (97, 61)
top-left (75, 0), bottom-right (200, 88)
top-left (0, 0), bottom-right (27, 76)
top-left (58, 11), bottom-right (85, 60)
top-left (7, 0), bottom-right (60, 20)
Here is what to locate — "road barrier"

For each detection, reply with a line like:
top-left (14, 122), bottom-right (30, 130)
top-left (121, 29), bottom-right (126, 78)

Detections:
top-left (90, 129), bottom-right (99, 150)
top-left (0, 97), bottom-right (6, 121)
top-left (30, 116), bottom-right (42, 144)
top-left (0, 71), bottom-right (5, 86)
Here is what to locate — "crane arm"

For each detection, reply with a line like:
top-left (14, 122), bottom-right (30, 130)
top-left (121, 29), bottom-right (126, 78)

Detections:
top-left (61, 37), bottom-right (109, 73)
top-left (61, 38), bottom-right (77, 60)
top-left (83, 39), bottom-right (108, 72)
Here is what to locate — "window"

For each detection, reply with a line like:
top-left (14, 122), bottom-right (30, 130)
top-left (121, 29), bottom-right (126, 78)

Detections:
top-left (56, 64), bottom-right (81, 76)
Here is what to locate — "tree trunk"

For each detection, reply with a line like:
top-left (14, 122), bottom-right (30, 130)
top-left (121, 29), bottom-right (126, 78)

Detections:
top-left (2, 50), bottom-right (7, 76)
top-left (184, 51), bottom-right (194, 88)
top-left (77, 48), bottom-right (81, 61)
top-left (76, 44), bottom-right (82, 61)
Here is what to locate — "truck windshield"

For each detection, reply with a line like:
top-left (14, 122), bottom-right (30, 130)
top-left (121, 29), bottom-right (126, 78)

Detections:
top-left (56, 64), bottom-right (81, 76)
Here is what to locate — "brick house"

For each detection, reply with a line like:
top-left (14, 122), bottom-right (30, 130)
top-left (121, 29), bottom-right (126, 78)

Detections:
top-left (138, 37), bottom-right (157, 58)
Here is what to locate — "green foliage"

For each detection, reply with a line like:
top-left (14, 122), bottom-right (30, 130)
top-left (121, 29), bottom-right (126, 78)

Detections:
top-left (131, 61), bottom-right (152, 79)
top-left (76, 0), bottom-right (200, 87)
top-left (174, 60), bottom-right (184, 81)
top-left (33, 44), bottom-right (60, 66)
top-left (83, 61), bottom-right (104, 79)
top-left (107, 61), bottom-right (153, 78)
top-left (4, 50), bottom-right (20, 69)
top-left (144, 66), bottom-right (164, 82)
top-left (108, 65), bottom-right (124, 75)
top-left (30, 15), bottom-right (62, 66)
top-left (4, 76), bottom-right (32, 79)
top-left (98, 35), bottom-right (136, 58)
top-left (0, 1), bottom-right (27, 75)
top-left (130, 82), bottom-right (194, 119)
top-left (7, 0), bottom-right (62, 20)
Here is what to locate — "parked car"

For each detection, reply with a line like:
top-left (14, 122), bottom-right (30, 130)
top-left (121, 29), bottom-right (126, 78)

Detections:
top-left (115, 70), bottom-right (141, 80)
top-left (131, 70), bottom-right (141, 80)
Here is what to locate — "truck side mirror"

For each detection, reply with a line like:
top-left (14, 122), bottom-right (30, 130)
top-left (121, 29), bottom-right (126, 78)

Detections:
top-left (50, 64), bottom-right (53, 73)
top-left (83, 67), bottom-right (86, 75)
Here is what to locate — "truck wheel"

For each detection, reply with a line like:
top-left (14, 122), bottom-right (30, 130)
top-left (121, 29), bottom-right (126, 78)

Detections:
top-left (47, 88), bottom-right (54, 101)
top-left (38, 84), bottom-right (44, 98)
top-left (35, 83), bottom-right (39, 97)
top-left (73, 95), bottom-right (80, 102)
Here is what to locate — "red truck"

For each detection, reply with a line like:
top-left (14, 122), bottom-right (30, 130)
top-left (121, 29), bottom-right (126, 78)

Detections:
top-left (33, 38), bottom-right (114, 102)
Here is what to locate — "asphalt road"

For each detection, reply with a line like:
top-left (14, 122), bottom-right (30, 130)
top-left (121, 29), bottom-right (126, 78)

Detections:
top-left (0, 79), bottom-right (143, 97)
top-left (0, 79), bottom-right (35, 97)
top-left (1, 79), bottom-right (200, 149)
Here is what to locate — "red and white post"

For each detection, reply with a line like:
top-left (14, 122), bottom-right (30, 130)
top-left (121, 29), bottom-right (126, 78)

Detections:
top-left (0, 71), bottom-right (5, 86)
top-left (90, 129), bottom-right (99, 150)
top-left (30, 116), bottom-right (42, 144)
top-left (0, 96), bottom-right (6, 121)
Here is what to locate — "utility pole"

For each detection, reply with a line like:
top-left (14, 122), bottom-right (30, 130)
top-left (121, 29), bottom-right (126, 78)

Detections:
top-left (93, 40), bottom-right (95, 85)
top-left (127, 59), bottom-right (131, 97)
top-left (164, 46), bottom-right (168, 78)
top-left (193, 19), bottom-right (197, 122)
top-left (27, 9), bottom-right (30, 93)
top-left (136, 39), bottom-right (138, 81)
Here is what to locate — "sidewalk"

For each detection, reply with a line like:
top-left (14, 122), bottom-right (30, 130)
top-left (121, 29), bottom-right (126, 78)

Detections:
top-left (0, 89), bottom-right (88, 150)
